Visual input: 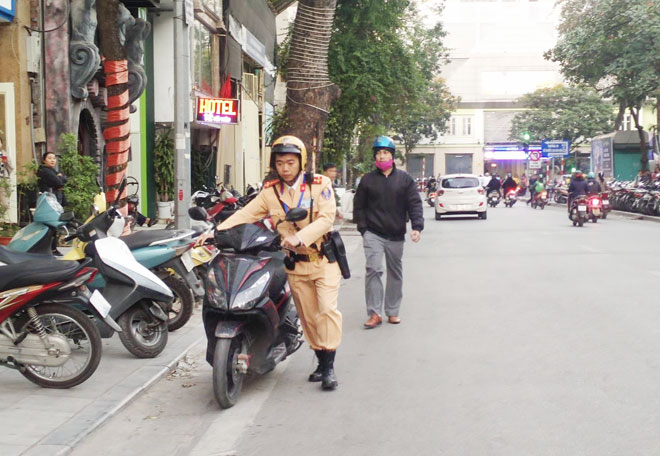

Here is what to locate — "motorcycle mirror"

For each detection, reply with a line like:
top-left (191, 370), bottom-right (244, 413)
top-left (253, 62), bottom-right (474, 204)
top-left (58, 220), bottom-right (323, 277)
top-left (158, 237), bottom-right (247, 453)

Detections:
top-left (188, 206), bottom-right (208, 221)
top-left (59, 211), bottom-right (75, 222)
top-left (285, 207), bottom-right (308, 222)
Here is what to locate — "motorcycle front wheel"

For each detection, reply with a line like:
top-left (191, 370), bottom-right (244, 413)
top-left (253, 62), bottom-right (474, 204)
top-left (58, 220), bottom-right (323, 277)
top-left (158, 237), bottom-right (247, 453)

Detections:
top-left (118, 304), bottom-right (168, 358)
top-left (18, 303), bottom-right (102, 389)
top-left (213, 335), bottom-right (249, 409)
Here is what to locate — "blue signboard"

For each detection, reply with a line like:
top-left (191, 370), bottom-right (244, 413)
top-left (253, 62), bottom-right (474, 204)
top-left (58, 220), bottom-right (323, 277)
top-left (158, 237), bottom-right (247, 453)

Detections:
top-left (0, 0), bottom-right (16, 22)
top-left (541, 140), bottom-right (570, 158)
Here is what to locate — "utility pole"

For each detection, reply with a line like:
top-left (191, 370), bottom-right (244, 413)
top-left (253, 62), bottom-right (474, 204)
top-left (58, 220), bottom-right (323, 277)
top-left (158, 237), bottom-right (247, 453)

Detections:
top-left (174, 0), bottom-right (191, 229)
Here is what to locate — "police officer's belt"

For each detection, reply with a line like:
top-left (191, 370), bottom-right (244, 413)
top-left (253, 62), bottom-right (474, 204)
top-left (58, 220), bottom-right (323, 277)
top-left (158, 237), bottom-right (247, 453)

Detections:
top-left (291, 251), bottom-right (323, 262)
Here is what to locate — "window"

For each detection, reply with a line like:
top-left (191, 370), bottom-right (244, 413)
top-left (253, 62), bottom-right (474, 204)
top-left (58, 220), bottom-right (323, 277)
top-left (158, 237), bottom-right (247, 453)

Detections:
top-left (619, 112), bottom-right (641, 131)
top-left (462, 117), bottom-right (472, 136)
top-left (193, 21), bottom-right (213, 94)
top-left (441, 177), bottom-right (480, 189)
top-left (448, 116), bottom-right (474, 136)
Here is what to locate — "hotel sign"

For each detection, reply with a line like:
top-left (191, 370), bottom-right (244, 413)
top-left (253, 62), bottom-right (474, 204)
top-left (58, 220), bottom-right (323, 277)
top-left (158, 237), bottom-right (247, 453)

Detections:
top-left (196, 97), bottom-right (239, 125)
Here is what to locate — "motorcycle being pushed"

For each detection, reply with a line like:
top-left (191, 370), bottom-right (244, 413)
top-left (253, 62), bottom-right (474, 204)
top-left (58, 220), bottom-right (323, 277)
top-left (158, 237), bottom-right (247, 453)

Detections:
top-left (570, 195), bottom-right (589, 227)
top-left (531, 190), bottom-right (548, 209)
top-left (504, 188), bottom-right (518, 208)
top-left (194, 208), bottom-right (305, 409)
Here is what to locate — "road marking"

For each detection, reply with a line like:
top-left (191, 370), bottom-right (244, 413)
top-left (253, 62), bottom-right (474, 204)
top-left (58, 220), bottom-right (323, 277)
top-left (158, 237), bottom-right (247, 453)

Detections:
top-left (188, 359), bottom-right (288, 456)
top-left (580, 245), bottom-right (600, 253)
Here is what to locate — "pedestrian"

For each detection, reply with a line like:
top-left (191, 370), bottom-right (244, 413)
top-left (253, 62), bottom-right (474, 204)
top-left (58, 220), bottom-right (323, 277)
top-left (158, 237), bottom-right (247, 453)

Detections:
top-left (527, 173), bottom-right (538, 205)
top-left (37, 151), bottom-right (68, 255)
top-left (322, 162), bottom-right (343, 221)
top-left (37, 151), bottom-right (68, 206)
top-left (201, 135), bottom-right (342, 391)
top-left (353, 136), bottom-right (423, 329)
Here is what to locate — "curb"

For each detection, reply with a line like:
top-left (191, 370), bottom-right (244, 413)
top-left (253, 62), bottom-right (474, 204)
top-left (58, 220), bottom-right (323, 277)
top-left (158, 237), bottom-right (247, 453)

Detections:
top-left (22, 329), bottom-right (205, 456)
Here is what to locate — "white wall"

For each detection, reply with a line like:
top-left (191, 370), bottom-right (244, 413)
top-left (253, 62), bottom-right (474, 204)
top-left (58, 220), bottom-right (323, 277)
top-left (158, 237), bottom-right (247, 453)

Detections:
top-left (153, 12), bottom-right (175, 123)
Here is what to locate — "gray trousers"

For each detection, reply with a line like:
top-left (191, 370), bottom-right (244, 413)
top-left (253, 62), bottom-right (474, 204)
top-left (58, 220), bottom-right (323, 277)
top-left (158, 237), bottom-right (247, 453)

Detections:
top-left (363, 231), bottom-right (404, 317)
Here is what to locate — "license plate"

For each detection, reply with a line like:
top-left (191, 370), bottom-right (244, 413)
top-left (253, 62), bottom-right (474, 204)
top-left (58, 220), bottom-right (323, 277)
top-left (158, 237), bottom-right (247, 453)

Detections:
top-left (181, 250), bottom-right (194, 272)
top-left (578, 205), bottom-right (586, 211)
top-left (593, 209), bottom-right (601, 215)
top-left (90, 290), bottom-right (111, 318)
top-left (603, 200), bottom-right (609, 204)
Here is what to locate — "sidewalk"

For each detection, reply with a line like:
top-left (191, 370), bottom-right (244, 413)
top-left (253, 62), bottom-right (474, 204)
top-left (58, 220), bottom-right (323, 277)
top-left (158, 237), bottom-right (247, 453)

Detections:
top-left (1, 223), bottom-right (362, 456)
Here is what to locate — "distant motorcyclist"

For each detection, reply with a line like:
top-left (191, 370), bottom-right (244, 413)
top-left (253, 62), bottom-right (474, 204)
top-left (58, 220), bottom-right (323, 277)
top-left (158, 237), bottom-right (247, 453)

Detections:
top-left (568, 171), bottom-right (589, 214)
top-left (486, 174), bottom-right (501, 196)
top-left (502, 173), bottom-right (517, 195)
top-left (586, 172), bottom-right (602, 195)
top-left (527, 173), bottom-right (538, 205)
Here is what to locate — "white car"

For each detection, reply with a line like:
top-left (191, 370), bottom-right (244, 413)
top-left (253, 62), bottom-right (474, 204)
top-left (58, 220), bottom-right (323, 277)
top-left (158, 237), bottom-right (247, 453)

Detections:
top-left (434, 174), bottom-right (487, 220)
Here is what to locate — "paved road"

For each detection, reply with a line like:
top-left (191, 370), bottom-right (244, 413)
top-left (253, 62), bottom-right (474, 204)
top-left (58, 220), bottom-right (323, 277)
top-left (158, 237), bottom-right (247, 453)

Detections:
top-left (72, 203), bottom-right (660, 456)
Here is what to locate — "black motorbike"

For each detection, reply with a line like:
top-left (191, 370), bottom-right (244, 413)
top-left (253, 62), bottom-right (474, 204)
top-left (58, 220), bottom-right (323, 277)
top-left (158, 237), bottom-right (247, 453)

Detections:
top-left (192, 208), bottom-right (305, 408)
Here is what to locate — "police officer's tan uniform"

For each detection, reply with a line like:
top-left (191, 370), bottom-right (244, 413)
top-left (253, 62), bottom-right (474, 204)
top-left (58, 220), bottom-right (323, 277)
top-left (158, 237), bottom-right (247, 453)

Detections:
top-left (216, 173), bottom-right (342, 352)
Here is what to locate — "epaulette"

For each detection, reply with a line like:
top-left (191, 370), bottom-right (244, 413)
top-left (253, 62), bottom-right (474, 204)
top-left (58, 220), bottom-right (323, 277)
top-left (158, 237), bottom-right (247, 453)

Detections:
top-left (263, 179), bottom-right (280, 189)
top-left (312, 175), bottom-right (324, 185)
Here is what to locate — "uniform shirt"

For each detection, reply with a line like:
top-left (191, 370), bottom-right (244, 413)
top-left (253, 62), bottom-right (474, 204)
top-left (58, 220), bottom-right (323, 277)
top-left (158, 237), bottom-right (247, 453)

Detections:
top-left (216, 173), bottom-right (336, 275)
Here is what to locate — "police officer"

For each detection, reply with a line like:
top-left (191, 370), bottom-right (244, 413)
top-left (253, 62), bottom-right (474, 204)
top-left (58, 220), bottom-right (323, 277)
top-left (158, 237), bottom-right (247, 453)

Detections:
top-left (207, 135), bottom-right (342, 391)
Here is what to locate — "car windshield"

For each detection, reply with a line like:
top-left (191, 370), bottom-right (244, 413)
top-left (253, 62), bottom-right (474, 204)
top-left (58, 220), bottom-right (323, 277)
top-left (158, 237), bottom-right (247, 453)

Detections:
top-left (442, 177), bottom-right (480, 189)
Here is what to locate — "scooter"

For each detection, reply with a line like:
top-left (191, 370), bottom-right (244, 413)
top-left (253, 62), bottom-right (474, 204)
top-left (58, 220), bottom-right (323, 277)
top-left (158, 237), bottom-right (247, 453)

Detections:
top-left (531, 190), bottom-right (548, 210)
top-left (570, 195), bottom-right (588, 227)
top-left (600, 192), bottom-right (610, 219)
top-left (0, 255), bottom-right (113, 388)
top-left (487, 191), bottom-right (501, 207)
top-left (504, 188), bottom-right (518, 207)
top-left (587, 194), bottom-right (602, 223)
top-left (193, 208), bottom-right (304, 409)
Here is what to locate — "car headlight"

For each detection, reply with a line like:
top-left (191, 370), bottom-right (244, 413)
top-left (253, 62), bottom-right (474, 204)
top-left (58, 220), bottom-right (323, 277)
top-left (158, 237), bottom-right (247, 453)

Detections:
top-left (206, 267), bottom-right (227, 309)
top-left (232, 272), bottom-right (271, 310)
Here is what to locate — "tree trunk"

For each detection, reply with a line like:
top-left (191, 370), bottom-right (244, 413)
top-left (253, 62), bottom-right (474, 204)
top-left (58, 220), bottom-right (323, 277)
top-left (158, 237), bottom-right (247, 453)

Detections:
top-left (97, 0), bottom-right (130, 203)
top-left (614, 100), bottom-right (626, 130)
top-left (629, 105), bottom-right (648, 172)
top-left (282, 0), bottom-right (341, 172)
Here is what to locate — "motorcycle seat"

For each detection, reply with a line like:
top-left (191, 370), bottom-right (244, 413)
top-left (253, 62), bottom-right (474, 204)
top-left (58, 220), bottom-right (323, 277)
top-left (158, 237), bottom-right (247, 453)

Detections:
top-left (0, 259), bottom-right (81, 291)
top-left (0, 245), bottom-right (54, 265)
top-left (121, 229), bottom-right (195, 250)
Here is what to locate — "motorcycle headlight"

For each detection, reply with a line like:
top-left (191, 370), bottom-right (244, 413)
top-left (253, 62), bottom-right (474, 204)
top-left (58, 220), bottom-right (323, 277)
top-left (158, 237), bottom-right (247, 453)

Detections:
top-left (232, 272), bottom-right (271, 310)
top-left (206, 267), bottom-right (227, 309)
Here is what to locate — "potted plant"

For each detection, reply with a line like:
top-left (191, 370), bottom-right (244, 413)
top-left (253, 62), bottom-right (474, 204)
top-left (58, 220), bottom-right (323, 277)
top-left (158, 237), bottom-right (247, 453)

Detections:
top-left (153, 128), bottom-right (175, 220)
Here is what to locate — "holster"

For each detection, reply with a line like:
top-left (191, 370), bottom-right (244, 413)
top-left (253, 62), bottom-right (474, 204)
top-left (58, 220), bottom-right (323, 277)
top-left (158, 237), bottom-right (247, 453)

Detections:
top-left (324, 231), bottom-right (350, 279)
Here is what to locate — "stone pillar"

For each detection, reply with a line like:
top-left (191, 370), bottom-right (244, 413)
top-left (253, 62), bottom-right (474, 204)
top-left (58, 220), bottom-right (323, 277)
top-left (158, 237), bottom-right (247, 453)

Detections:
top-left (44, 0), bottom-right (71, 154)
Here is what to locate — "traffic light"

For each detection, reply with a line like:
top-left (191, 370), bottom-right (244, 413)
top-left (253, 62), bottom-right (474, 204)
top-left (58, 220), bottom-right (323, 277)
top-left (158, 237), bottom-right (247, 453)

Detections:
top-left (521, 131), bottom-right (532, 142)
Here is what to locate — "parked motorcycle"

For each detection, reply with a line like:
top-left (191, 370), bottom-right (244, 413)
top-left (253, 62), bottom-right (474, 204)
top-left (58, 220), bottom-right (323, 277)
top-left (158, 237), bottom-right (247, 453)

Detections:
top-left (504, 188), bottom-right (518, 207)
top-left (554, 187), bottom-right (569, 204)
top-left (487, 191), bottom-right (501, 208)
top-left (0, 256), bottom-right (113, 388)
top-left (194, 208), bottom-right (305, 408)
top-left (531, 190), bottom-right (548, 210)
top-left (11, 191), bottom-right (197, 332)
top-left (570, 195), bottom-right (588, 227)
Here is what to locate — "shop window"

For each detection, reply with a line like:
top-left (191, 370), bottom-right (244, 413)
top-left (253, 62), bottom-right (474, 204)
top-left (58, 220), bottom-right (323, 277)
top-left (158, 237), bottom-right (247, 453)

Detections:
top-left (193, 21), bottom-right (213, 95)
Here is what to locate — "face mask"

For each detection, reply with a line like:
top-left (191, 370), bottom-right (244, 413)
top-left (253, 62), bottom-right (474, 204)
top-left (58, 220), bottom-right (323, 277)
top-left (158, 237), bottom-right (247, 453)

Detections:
top-left (375, 159), bottom-right (393, 171)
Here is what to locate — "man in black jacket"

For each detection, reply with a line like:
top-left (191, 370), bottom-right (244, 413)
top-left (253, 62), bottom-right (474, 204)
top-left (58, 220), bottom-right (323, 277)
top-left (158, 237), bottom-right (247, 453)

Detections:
top-left (353, 136), bottom-right (424, 329)
top-left (568, 172), bottom-right (589, 215)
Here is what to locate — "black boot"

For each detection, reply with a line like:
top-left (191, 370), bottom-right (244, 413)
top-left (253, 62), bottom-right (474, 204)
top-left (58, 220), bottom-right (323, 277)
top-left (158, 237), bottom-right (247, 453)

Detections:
top-left (321, 350), bottom-right (338, 391)
top-left (308, 350), bottom-right (324, 382)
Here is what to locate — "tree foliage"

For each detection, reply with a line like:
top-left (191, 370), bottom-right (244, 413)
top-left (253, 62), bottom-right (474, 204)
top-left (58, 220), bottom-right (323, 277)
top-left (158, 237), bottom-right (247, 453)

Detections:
top-left (321, 0), bottom-right (456, 182)
top-left (58, 133), bottom-right (100, 220)
top-left (509, 85), bottom-right (615, 152)
top-left (546, 0), bottom-right (660, 171)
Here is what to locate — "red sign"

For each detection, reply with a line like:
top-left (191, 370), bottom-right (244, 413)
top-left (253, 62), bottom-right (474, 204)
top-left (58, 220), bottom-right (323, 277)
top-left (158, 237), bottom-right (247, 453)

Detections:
top-left (196, 97), bottom-right (239, 125)
top-left (178, 189), bottom-right (184, 201)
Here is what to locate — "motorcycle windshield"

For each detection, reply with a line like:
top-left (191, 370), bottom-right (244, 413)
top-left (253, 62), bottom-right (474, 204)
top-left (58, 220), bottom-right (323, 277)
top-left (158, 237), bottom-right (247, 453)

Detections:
top-left (33, 193), bottom-right (64, 225)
